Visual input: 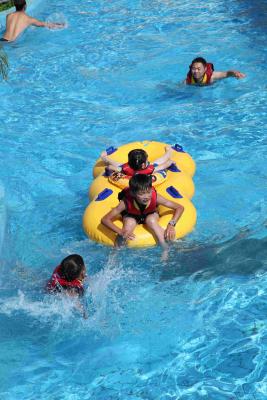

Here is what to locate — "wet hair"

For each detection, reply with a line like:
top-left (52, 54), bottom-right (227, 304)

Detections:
top-left (60, 254), bottom-right (85, 282)
top-left (128, 149), bottom-right (148, 170)
top-left (129, 174), bottom-right (152, 194)
top-left (191, 57), bottom-right (207, 68)
top-left (14, 0), bottom-right (26, 11)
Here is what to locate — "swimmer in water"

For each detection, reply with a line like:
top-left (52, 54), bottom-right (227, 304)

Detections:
top-left (184, 57), bottom-right (246, 85)
top-left (46, 254), bottom-right (88, 318)
top-left (1, 0), bottom-right (65, 42)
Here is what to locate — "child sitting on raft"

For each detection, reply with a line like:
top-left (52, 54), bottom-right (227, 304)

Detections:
top-left (101, 146), bottom-right (174, 177)
top-left (101, 174), bottom-right (184, 249)
top-left (46, 254), bottom-right (87, 317)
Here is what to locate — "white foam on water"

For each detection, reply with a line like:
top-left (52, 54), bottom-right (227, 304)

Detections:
top-left (0, 289), bottom-right (79, 322)
top-left (87, 251), bottom-right (129, 333)
top-left (46, 13), bottom-right (69, 30)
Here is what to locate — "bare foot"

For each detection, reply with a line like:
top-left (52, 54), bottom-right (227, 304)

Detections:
top-left (101, 151), bottom-right (108, 161)
top-left (160, 247), bottom-right (169, 262)
top-left (115, 234), bottom-right (126, 248)
top-left (165, 145), bottom-right (172, 156)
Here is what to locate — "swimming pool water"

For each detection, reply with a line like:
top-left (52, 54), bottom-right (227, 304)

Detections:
top-left (0, 0), bottom-right (267, 398)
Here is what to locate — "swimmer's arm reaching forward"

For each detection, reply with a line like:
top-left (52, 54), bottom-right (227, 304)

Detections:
top-left (29, 17), bottom-right (65, 29)
top-left (211, 70), bottom-right (246, 82)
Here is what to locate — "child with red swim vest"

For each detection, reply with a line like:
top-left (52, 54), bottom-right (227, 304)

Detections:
top-left (101, 146), bottom-right (174, 177)
top-left (185, 56), bottom-right (245, 86)
top-left (46, 254), bottom-right (87, 317)
top-left (47, 254), bottom-right (86, 296)
top-left (101, 174), bottom-right (184, 250)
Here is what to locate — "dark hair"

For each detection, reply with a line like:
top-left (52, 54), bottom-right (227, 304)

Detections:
top-left (191, 57), bottom-right (207, 68)
top-left (60, 254), bottom-right (85, 281)
top-left (128, 149), bottom-right (148, 170)
top-left (129, 174), bottom-right (152, 194)
top-left (14, 0), bottom-right (26, 11)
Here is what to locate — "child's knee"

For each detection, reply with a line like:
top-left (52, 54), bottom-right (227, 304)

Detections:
top-left (145, 214), bottom-right (159, 227)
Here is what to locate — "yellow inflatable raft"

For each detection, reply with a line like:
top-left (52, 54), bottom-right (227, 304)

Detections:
top-left (83, 141), bottom-right (197, 247)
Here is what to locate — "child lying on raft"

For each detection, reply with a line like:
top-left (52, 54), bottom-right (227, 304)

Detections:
top-left (46, 254), bottom-right (88, 318)
top-left (101, 146), bottom-right (174, 178)
top-left (101, 174), bottom-right (184, 252)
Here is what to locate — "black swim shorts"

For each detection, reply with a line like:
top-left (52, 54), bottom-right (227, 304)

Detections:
top-left (121, 211), bottom-right (157, 224)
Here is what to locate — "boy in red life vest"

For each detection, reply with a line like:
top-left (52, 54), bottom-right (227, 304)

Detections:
top-left (46, 254), bottom-right (87, 317)
top-left (101, 174), bottom-right (184, 250)
top-left (184, 57), bottom-right (245, 85)
top-left (101, 146), bottom-right (174, 177)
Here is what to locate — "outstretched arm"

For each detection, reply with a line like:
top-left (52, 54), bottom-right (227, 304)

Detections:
top-left (156, 194), bottom-right (184, 241)
top-left (29, 17), bottom-right (65, 29)
top-left (101, 151), bottom-right (121, 170)
top-left (212, 70), bottom-right (246, 82)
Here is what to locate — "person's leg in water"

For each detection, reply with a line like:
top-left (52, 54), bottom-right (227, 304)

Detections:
top-left (145, 213), bottom-right (169, 260)
top-left (115, 216), bottom-right (137, 247)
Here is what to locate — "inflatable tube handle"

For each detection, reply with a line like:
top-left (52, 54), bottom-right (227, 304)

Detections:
top-left (172, 144), bottom-right (185, 153)
top-left (155, 170), bottom-right (167, 178)
top-left (106, 146), bottom-right (117, 155)
top-left (96, 188), bottom-right (113, 201)
top-left (168, 163), bottom-right (181, 172)
top-left (166, 186), bottom-right (183, 198)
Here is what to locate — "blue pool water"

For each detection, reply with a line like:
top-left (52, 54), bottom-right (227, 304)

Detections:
top-left (0, 0), bottom-right (267, 398)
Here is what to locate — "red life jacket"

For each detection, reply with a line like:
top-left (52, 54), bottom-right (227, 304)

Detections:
top-left (46, 265), bottom-right (84, 295)
top-left (120, 187), bottom-right (157, 215)
top-left (121, 162), bottom-right (155, 176)
top-left (186, 62), bottom-right (214, 85)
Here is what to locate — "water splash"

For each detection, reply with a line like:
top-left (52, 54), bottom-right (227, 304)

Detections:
top-left (0, 289), bottom-right (79, 319)
top-left (46, 13), bottom-right (68, 30)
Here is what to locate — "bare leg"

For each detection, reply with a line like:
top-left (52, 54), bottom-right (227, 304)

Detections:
top-left (145, 213), bottom-right (166, 247)
top-left (145, 213), bottom-right (169, 261)
top-left (115, 217), bottom-right (137, 247)
top-left (154, 145), bottom-right (173, 165)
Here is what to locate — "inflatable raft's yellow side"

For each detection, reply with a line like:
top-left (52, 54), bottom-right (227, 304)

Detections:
top-left (89, 168), bottom-right (195, 201)
top-left (83, 141), bottom-right (197, 247)
top-left (93, 141), bottom-right (196, 178)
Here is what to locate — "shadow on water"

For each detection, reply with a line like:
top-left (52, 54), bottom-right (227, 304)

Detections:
top-left (161, 231), bottom-right (267, 281)
top-left (155, 80), bottom-right (218, 102)
top-left (155, 80), bottom-right (194, 101)
top-left (235, 0), bottom-right (267, 31)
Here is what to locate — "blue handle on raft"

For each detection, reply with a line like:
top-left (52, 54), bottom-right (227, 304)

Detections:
top-left (168, 163), bottom-right (181, 172)
top-left (156, 169), bottom-right (167, 178)
top-left (96, 188), bottom-right (113, 201)
top-left (106, 146), bottom-right (117, 155)
top-left (172, 144), bottom-right (185, 153)
top-left (166, 186), bottom-right (183, 199)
